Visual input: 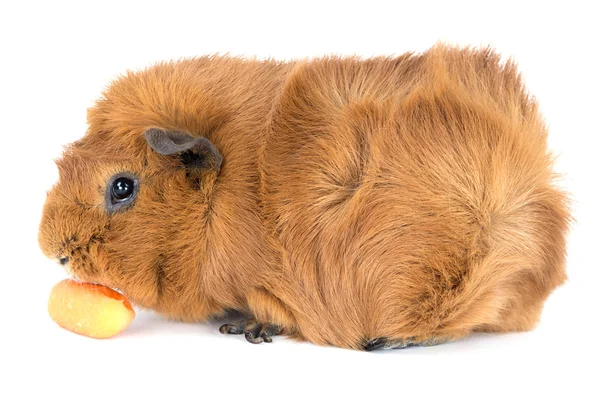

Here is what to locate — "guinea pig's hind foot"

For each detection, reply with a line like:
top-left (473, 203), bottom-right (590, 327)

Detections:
top-left (219, 318), bottom-right (282, 344)
top-left (362, 336), bottom-right (449, 351)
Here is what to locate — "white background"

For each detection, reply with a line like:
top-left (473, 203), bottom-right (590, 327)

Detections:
top-left (1, 1), bottom-right (598, 399)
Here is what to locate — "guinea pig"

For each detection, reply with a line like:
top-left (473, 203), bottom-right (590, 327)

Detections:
top-left (38, 44), bottom-right (571, 350)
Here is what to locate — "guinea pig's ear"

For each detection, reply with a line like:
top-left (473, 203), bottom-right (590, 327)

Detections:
top-left (144, 128), bottom-right (222, 172)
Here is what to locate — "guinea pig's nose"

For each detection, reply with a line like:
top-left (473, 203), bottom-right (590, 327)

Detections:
top-left (59, 256), bottom-right (69, 266)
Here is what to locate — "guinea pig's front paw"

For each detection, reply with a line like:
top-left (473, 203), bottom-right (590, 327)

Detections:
top-left (219, 318), bottom-right (282, 344)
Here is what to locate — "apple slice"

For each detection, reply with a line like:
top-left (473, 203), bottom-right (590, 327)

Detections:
top-left (48, 279), bottom-right (135, 339)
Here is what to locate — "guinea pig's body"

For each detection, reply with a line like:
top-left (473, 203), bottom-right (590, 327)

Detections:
top-left (38, 45), bottom-right (570, 350)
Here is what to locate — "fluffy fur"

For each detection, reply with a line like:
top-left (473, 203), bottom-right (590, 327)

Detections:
top-left (38, 44), bottom-right (571, 350)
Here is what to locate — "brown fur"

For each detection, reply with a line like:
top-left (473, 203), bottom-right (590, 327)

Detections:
top-left (38, 44), bottom-right (571, 350)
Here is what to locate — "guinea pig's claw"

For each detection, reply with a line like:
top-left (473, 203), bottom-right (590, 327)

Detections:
top-left (363, 337), bottom-right (387, 351)
top-left (219, 323), bottom-right (245, 334)
top-left (219, 318), bottom-right (282, 344)
top-left (245, 329), bottom-right (265, 344)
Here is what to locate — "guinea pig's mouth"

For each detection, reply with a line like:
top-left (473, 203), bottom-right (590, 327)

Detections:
top-left (57, 254), bottom-right (118, 292)
top-left (58, 255), bottom-right (97, 282)
top-left (56, 238), bottom-right (106, 283)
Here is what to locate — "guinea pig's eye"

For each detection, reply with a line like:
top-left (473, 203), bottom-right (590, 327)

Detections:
top-left (112, 178), bottom-right (134, 201)
top-left (105, 173), bottom-right (139, 213)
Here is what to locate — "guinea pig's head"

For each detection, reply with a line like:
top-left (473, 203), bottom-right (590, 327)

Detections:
top-left (38, 75), bottom-right (224, 317)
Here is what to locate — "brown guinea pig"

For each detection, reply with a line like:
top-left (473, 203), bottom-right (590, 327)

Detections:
top-left (38, 44), bottom-right (571, 350)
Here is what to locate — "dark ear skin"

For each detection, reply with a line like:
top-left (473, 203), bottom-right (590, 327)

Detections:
top-left (144, 128), bottom-right (223, 172)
